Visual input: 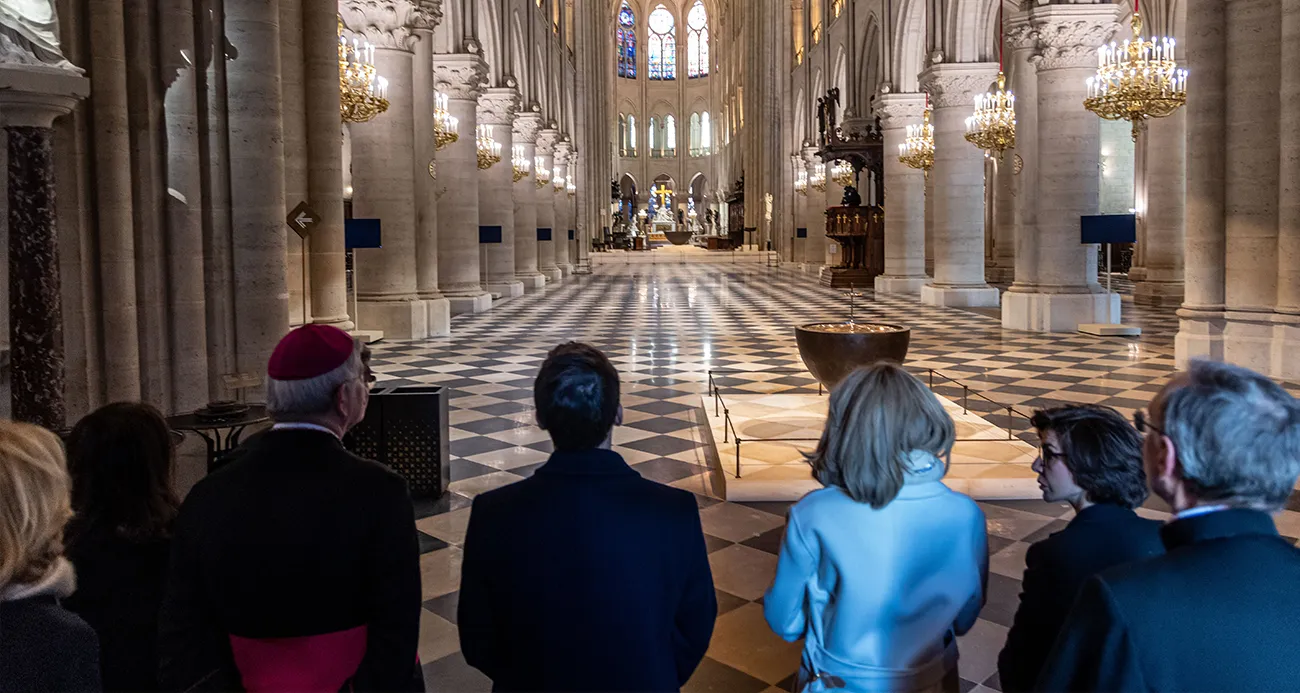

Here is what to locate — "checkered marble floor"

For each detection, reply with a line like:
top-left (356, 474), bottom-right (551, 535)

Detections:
top-left (367, 262), bottom-right (1300, 692)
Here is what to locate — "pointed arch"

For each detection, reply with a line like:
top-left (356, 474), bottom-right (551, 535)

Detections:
top-left (687, 0), bottom-right (709, 78)
top-left (647, 3), bottom-right (676, 80)
top-left (617, 1), bottom-right (637, 78)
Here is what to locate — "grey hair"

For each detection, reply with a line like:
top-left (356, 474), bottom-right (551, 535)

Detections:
top-left (1163, 359), bottom-right (1300, 512)
top-left (265, 338), bottom-right (365, 419)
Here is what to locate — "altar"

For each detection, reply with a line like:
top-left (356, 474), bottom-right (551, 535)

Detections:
top-left (648, 206), bottom-right (673, 245)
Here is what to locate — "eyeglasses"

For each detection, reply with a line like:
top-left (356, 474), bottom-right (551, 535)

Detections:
top-left (1133, 409), bottom-right (1166, 437)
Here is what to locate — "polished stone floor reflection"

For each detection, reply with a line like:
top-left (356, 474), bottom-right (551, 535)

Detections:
top-left (368, 262), bottom-right (1300, 692)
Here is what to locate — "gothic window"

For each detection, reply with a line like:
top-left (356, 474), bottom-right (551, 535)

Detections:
top-left (647, 5), bottom-right (676, 80)
top-left (648, 116), bottom-right (658, 157)
top-left (617, 3), bottom-right (637, 78)
top-left (702, 111), bottom-right (711, 153)
top-left (665, 115), bottom-right (677, 156)
top-left (687, 1), bottom-right (708, 78)
top-left (628, 114), bottom-right (637, 155)
top-left (619, 114), bottom-right (627, 156)
top-left (689, 113), bottom-right (701, 156)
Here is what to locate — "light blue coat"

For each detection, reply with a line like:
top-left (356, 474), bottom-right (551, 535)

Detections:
top-left (764, 452), bottom-right (988, 692)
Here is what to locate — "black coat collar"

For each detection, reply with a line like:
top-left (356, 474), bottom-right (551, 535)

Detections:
top-left (1072, 503), bottom-right (1139, 524)
top-left (1160, 508), bottom-right (1279, 550)
top-left (535, 448), bottom-right (638, 477)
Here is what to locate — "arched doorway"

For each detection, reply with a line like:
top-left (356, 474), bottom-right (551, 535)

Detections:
top-left (688, 173), bottom-right (709, 231)
top-left (650, 174), bottom-right (677, 221)
top-left (617, 173), bottom-right (638, 230)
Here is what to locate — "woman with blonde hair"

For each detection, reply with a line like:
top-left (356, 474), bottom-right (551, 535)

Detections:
top-left (0, 420), bottom-right (100, 691)
top-left (765, 363), bottom-right (987, 693)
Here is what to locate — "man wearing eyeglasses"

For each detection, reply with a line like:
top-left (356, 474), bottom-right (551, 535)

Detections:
top-left (1037, 359), bottom-right (1300, 692)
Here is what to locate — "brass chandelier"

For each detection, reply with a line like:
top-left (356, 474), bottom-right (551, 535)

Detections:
top-left (553, 168), bottom-right (565, 192)
top-left (566, 181), bottom-right (576, 198)
top-left (810, 163), bottom-right (827, 192)
top-left (898, 102), bottom-right (935, 176)
top-left (964, 4), bottom-right (1015, 159)
top-left (831, 160), bottom-right (854, 187)
top-left (511, 144), bottom-right (531, 182)
top-left (795, 168), bottom-right (808, 197)
top-left (1084, 0), bottom-right (1187, 140)
top-left (535, 157), bottom-right (551, 187)
top-left (476, 124), bottom-right (502, 170)
top-left (338, 18), bottom-right (389, 124)
top-left (434, 92), bottom-right (459, 150)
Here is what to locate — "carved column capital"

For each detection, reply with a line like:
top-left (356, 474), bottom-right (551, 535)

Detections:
top-left (413, 0), bottom-right (443, 30)
top-left (432, 53), bottom-right (487, 100)
top-left (513, 112), bottom-right (543, 144)
top-left (918, 63), bottom-right (1000, 109)
top-left (339, 0), bottom-right (423, 52)
top-left (477, 87), bottom-right (519, 126)
top-left (1029, 5), bottom-right (1120, 71)
top-left (536, 128), bottom-right (561, 155)
top-left (554, 141), bottom-right (573, 165)
top-left (874, 93), bottom-right (928, 131)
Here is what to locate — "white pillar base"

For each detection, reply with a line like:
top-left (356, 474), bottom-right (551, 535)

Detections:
top-left (425, 298), bottom-right (450, 337)
top-left (1001, 291), bottom-right (1120, 332)
top-left (541, 267), bottom-right (563, 283)
top-left (1175, 310), bottom-right (1226, 368)
top-left (799, 262), bottom-right (823, 275)
top-left (557, 263), bottom-right (573, 277)
top-left (1222, 312), bottom-right (1276, 375)
top-left (448, 293), bottom-right (493, 315)
top-left (874, 275), bottom-right (929, 295)
top-left (1132, 280), bottom-right (1186, 307)
top-left (1272, 317), bottom-right (1300, 380)
top-left (487, 280), bottom-right (525, 298)
top-left (355, 299), bottom-right (429, 339)
top-left (920, 284), bottom-right (1002, 308)
top-left (516, 273), bottom-right (547, 291)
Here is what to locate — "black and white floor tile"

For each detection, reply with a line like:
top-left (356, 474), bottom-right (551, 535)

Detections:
top-left (366, 261), bottom-right (1300, 692)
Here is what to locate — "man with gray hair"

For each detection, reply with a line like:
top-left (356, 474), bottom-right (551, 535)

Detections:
top-left (161, 325), bottom-right (424, 691)
top-left (1038, 360), bottom-right (1300, 692)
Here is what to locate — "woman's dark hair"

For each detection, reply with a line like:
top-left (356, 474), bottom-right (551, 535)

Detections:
top-left (1030, 404), bottom-right (1148, 508)
top-left (67, 402), bottom-right (179, 541)
top-left (534, 342), bottom-right (620, 451)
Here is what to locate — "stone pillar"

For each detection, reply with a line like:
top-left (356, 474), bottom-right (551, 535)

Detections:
top-left (875, 92), bottom-right (929, 294)
top-left (1134, 108), bottom-right (1186, 306)
top-left (553, 140), bottom-right (574, 276)
top-left (919, 63), bottom-right (1001, 307)
top-left (793, 155), bottom-right (808, 264)
top-left (343, 3), bottom-right (427, 338)
top-left (434, 53), bottom-right (493, 314)
top-left (1002, 5), bottom-right (1120, 331)
top-left (304, 0), bottom-right (354, 329)
top-left (1177, 0), bottom-right (1228, 365)
top-left (1006, 16), bottom-right (1040, 301)
top-left (228, 0), bottom-right (291, 382)
top-left (989, 149), bottom-right (1016, 283)
top-left (478, 87), bottom-right (524, 298)
top-left (513, 111), bottom-right (545, 290)
top-left (536, 128), bottom-right (562, 282)
top-left (411, 2), bottom-right (450, 335)
top-left (1277, 0), bottom-right (1300, 379)
top-left (803, 147), bottom-right (825, 271)
top-left (0, 69), bottom-right (87, 429)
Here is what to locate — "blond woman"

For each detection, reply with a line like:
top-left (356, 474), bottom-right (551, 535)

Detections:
top-left (0, 420), bottom-right (100, 691)
top-left (764, 363), bottom-right (987, 693)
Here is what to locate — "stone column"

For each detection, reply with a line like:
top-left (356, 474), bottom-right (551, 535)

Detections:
top-left (536, 128), bottom-right (562, 282)
top-left (1277, 0), bottom-right (1300, 379)
top-left (553, 140), bottom-right (574, 276)
top-left (0, 69), bottom-right (87, 429)
top-left (875, 92), bottom-right (929, 294)
top-left (802, 149), bottom-right (825, 271)
top-left (228, 0), bottom-right (291, 381)
top-left (919, 62), bottom-right (1001, 307)
top-left (434, 53), bottom-right (493, 314)
top-left (793, 155), bottom-right (808, 264)
top-left (513, 111), bottom-right (545, 290)
top-left (343, 3), bottom-right (427, 338)
top-left (479, 87), bottom-right (524, 298)
top-left (1176, 0), bottom-right (1227, 365)
top-left (989, 149), bottom-right (1016, 283)
top-left (412, 2), bottom-right (450, 335)
top-left (1135, 107), bottom-right (1186, 306)
top-left (1006, 16), bottom-right (1040, 298)
top-left (1003, 5), bottom-right (1120, 331)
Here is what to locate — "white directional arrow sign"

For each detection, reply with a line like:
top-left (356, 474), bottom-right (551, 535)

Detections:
top-left (286, 200), bottom-right (320, 239)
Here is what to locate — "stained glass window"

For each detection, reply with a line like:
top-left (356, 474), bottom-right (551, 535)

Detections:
top-left (647, 5), bottom-right (675, 80)
top-left (665, 115), bottom-right (676, 155)
top-left (617, 3), bottom-right (636, 78)
top-left (687, 1), bottom-right (708, 78)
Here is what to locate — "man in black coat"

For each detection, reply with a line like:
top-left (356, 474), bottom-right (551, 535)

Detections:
top-left (159, 325), bottom-right (423, 692)
top-left (997, 405), bottom-right (1165, 693)
top-left (1038, 360), bottom-right (1300, 692)
top-left (458, 342), bottom-right (717, 692)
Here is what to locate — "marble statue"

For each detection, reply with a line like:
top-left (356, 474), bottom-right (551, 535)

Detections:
top-left (0, 0), bottom-right (78, 71)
